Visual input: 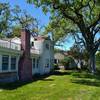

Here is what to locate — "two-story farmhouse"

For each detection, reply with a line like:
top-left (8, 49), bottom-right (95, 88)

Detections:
top-left (0, 29), bottom-right (54, 82)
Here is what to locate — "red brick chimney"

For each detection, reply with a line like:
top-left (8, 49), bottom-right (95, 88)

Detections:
top-left (18, 29), bottom-right (32, 81)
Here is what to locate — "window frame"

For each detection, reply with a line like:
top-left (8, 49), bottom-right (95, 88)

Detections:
top-left (45, 43), bottom-right (49, 50)
top-left (32, 58), bottom-right (35, 68)
top-left (36, 59), bottom-right (39, 68)
top-left (45, 59), bottom-right (49, 68)
top-left (2, 55), bottom-right (9, 71)
top-left (31, 41), bottom-right (34, 47)
top-left (11, 56), bottom-right (17, 71)
top-left (1, 55), bottom-right (18, 72)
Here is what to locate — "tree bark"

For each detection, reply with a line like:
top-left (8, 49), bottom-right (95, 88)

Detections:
top-left (89, 53), bottom-right (96, 74)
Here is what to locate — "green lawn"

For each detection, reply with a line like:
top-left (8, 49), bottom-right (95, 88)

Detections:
top-left (0, 70), bottom-right (100, 100)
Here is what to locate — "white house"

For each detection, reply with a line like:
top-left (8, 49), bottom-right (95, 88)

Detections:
top-left (0, 29), bottom-right (54, 82)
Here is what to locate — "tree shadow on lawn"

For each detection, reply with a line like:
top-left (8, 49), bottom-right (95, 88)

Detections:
top-left (0, 74), bottom-right (54, 90)
top-left (71, 70), bottom-right (100, 80)
top-left (0, 80), bottom-right (33, 90)
top-left (71, 70), bottom-right (100, 87)
top-left (51, 70), bottom-right (75, 76)
top-left (71, 79), bottom-right (100, 87)
top-left (0, 70), bottom-right (73, 90)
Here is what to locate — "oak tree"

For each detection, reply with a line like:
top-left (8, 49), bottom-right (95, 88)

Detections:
top-left (27, 0), bottom-right (100, 73)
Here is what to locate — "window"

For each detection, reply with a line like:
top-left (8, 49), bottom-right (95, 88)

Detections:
top-left (34, 38), bottom-right (37, 41)
top-left (11, 57), bottom-right (16, 70)
top-left (15, 46), bottom-right (18, 50)
top-left (54, 59), bottom-right (57, 64)
top-left (31, 42), bottom-right (34, 46)
top-left (52, 59), bottom-right (54, 63)
top-left (33, 58), bottom-right (35, 68)
top-left (45, 43), bottom-right (49, 49)
top-left (37, 59), bottom-right (39, 68)
top-left (2, 55), bottom-right (9, 71)
top-left (45, 59), bottom-right (49, 68)
top-left (50, 59), bottom-right (53, 66)
top-left (50, 45), bottom-right (53, 50)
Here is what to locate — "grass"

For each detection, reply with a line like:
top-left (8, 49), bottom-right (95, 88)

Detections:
top-left (0, 70), bottom-right (100, 100)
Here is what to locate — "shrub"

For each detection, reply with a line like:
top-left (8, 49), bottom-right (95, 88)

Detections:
top-left (53, 64), bottom-right (60, 70)
top-left (60, 56), bottom-right (76, 70)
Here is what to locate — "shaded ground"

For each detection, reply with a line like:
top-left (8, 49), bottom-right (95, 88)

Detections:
top-left (0, 70), bottom-right (100, 100)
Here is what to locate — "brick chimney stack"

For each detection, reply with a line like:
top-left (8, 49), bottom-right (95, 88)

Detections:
top-left (21, 29), bottom-right (30, 57)
top-left (18, 29), bottom-right (32, 81)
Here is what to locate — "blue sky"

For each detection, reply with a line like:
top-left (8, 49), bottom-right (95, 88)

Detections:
top-left (0, 0), bottom-right (50, 27)
top-left (0, 0), bottom-right (74, 50)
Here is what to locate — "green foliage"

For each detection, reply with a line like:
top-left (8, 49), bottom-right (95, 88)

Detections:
top-left (70, 45), bottom-right (81, 59)
top-left (27, 0), bottom-right (100, 26)
top-left (27, 0), bottom-right (100, 47)
top-left (12, 5), bottom-right (38, 30)
top-left (44, 17), bottom-right (77, 44)
top-left (82, 50), bottom-right (89, 62)
top-left (54, 48), bottom-right (63, 53)
top-left (53, 63), bottom-right (59, 70)
top-left (0, 3), bottom-right (39, 38)
top-left (96, 51), bottom-right (100, 60)
top-left (7, 26), bottom-right (21, 38)
top-left (60, 56), bottom-right (75, 69)
top-left (0, 3), bottom-right (10, 37)
top-left (69, 45), bottom-right (89, 62)
top-left (26, 0), bottom-right (100, 71)
top-left (96, 51), bottom-right (100, 70)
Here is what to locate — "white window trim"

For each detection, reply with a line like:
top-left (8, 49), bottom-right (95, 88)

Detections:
top-left (32, 58), bottom-right (36, 69)
top-left (16, 57), bottom-right (19, 71)
top-left (2, 55), bottom-right (9, 72)
top-left (10, 56), bottom-right (17, 71)
top-left (9, 55), bottom-right (11, 71)
top-left (0, 55), bottom-right (18, 73)
top-left (36, 58), bottom-right (39, 68)
top-left (45, 58), bottom-right (50, 68)
top-left (0, 55), bottom-right (2, 72)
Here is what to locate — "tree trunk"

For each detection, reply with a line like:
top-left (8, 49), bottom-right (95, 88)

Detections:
top-left (89, 53), bottom-right (96, 74)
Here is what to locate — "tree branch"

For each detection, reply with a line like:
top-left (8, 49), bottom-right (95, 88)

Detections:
top-left (73, 33), bottom-right (86, 47)
top-left (93, 26), bottom-right (100, 37)
top-left (75, 0), bottom-right (91, 12)
top-left (89, 14), bottom-right (100, 29)
top-left (52, 1), bottom-right (77, 23)
top-left (94, 38), bottom-right (100, 53)
top-left (62, 11), bottom-right (77, 23)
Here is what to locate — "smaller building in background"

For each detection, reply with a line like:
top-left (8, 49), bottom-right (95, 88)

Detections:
top-left (54, 50), bottom-right (77, 70)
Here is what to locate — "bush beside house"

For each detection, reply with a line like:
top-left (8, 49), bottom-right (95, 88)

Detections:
top-left (60, 56), bottom-right (77, 70)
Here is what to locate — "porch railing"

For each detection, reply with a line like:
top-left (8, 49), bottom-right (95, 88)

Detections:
top-left (0, 39), bottom-right (41, 54)
top-left (31, 49), bottom-right (40, 54)
top-left (0, 39), bottom-right (21, 50)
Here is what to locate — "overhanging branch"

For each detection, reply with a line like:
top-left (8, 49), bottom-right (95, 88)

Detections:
top-left (94, 38), bottom-right (100, 52)
top-left (89, 14), bottom-right (100, 29)
top-left (52, 1), bottom-right (77, 24)
top-left (93, 26), bottom-right (100, 37)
